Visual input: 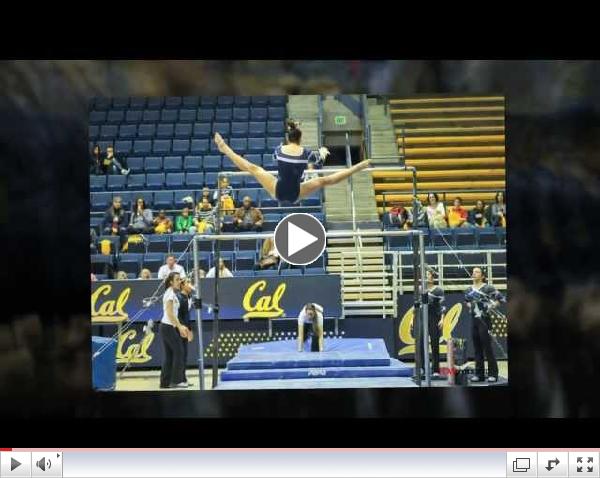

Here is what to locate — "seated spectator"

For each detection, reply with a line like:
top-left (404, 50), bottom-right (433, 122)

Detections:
top-left (258, 237), bottom-right (280, 270)
top-left (385, 202), bottom-right (412, 229)
top-left (195, 198), bottom-right (216, 234)
top-left (128, 197), bottom-right (154, 234)
top-left (91, 272), bottom-right (98, 282)
top-left (233, 196), bottom-right (264, 232)
top-left (447, 197), bottom-right (470, 228)
top-left (103, 145), bottom-right (130, 175)
top-left (488, 191), bottom-right (506, 227)
top-left (189, 268), bottom-right (206, 286)
top-left (468, 200), bottom-right (488, 227)
top-left (426, 193), bottom-right (448, 228)
top-left (158, 254), bottom-right (187, 280)
top-left (115, 271), bottom-right (128, 280)
top-left (102, 196), bottom-right (128, 250)
top-left (90, 144), bottom-right (103, 175)
top-left (153, 210), bottom-right (173, 234)
top-left (175, 207), bottom-right (196, 234)
top-left (213, 177), bottom-right (235, 214)
top-left (139, 268), bottom-right (152, 280)
top-left (200, 187), bottom-right (213, 207)
top-left (90, 228), bottom-right (98, 253)
top-left (206, 258), bottom-right (234, 278)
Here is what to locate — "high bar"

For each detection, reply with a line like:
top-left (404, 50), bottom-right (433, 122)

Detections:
top-left (193, 229), bottom-right (423, 242)
top-left (217, 165), bottom-right (415, 177)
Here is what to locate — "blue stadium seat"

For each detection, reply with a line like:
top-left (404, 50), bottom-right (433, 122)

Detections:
top-left (192, 123), bottom-right (211, 138)
top-left (136, 124), bottom-right (156, 139)
top-left (496, 227), bottom-right (506, 247)
top-left (264, 213), bottom-right (280, 223)
top-left (89, 125), bottom-right (99, 140)
top-left (236, 251), bottom-right (256, 271)
top-left (118, 254), bottom-right (143, 275)
top-left (183, 156), bottom-right (202, 172)
top-left (387, 236), bottom-right (412, 251)
top-left (93, 97), bottom-right (111, 110)
top-left (263, 154), bottom-right (276, 168)
top-left (245, 154), bottom-right (262, 166)
top-left (143, 253), bottom-right (165, 273)
top-left (91, 254), bottom-right (114, 275)
top-left (152, 139), bottom-right (171, 154)
top-left (455, 228), bottom-right (476, 249)
top-left (129, 97), bottom-right (146, 110)
top-left (212, 122), bottom-right (230, 136)
top-left (160, 110), bottom-right (178, 123)
top-left (107, 175), bottom-right (127, 191)
top-left (163, 156), bottom-right (183, 172)
top-left (202, 155), bottom-right (222, 172)
top-left (197, 109), bottom-right (215, 122)
top-left (266, 137), bottom-right (283, 150)
top-left (172, 139), bottom-right (190, 155)
top-left (112, 97), bottom-right (129, 109)
top-left (204, 172), bottom-right (218, 188)
top-left (217, 96), bottom-right (234, 106)
top-left (255, 269), bottom-right (278, 277)
top-left (238, 189), bottom-right (259, 203)
top-left (251, 96), bottom-right (268, 106)
top-left (269, 96), bottom-right (287, 106)
top-left (249, 121), bottom-right (266, 136)
top-left (268, 107), bottom-right (285, 120)
top-left (235, 270), bottom-right (254, 277)
top-left (153, 191), bottom-right (174, 209)
top-left (191, 139), bottom-right (209, 154)
top-left (221, 156), bottom-right (237, 171)
top-left (309, 255), bottom-right (325, 269)
top-left (106, 110), bottom-right (125, 124)
top-left (478, 228), bottom-right (500, 248)
top-left (146, 173), bottom-right (165, 189)
top-left (281, 268), bottom-right (302, 276)
top-left (230, 138), bottom-right (247, 154)
top-left (237, 238), bottom-right (258, 252)
top-left (233, 107), bottom-right (249, 121)
top-left (200, 96), bottom-right (217, 108)
top-left (170, 234), bottom-right (192, 253)
top-left (144, 157), bottom-right (162, 173)
top-left (119, 124), bottom-right (137, 139)
top-left (177, 252), bottom-right (190, 271)
top-left (148, 235), bottom-right (169, 253)
top-left (174, 190), bottom-right (195, 208)
top-left (127, 173), bottom-right (145, 190)
top-left (95, 274), bottom-right (109, 280)
top-left (247, 138), bottom-right (266, 154)
top-left (166, 173), bottom-right (185, 190)
top-left (182, 96), bottom-right (200, 108)
top-left (231, 122), bottom-right (249, 138)
top-left (89, 111), bottom-right (107, 124)
top-left (234, 96), bottom-right (251, 106)
top-left (219, 251), bottom-right (236, 266)
top-left (91, 192), bottom-right (112, 211)
top-left (142, 110), bottom-right (160, 123)
top-left (114, 140), bottom-right (132, 155)
top-left (97, 140), bottom-right (114, 151)
top-left (267, 121), bottom-right (285, 135)
top-left (90, 175), bottom-right (106, 192)
top-left (219, 239), bottom-right (236, 252)
top-left (134, 139), bottom-right (153, 156)
top-left (245, 177), bottom-right (261, 189)
top-left (305, 267), bottom-right (325, 275)
top-left (250, 107), bottom-right (267, 121)
top-left (100, 125), bottom-right (118, 139)
top-left (185, 172), bottom-right (204, 189)
top-left (215, 108), bottom-right (232, 121)
top-left (116, 192), bottom-right (133, 210)
top-left (156, 123), bottom-right (174, 139)
top-left (301, 193), bottom-right (321, 207)
top-left (178, 109), bottom-right (197, 123)
top-left (125, 110), bottom-right (143, 123)
top-left (146, 97), bottom-right (164, 109)
top-left (431, 229), bottom-right (455, 250)
top-left (174, 124), bottom-right (192, 139)
top-left (164, 96), bottom-right (182, 109)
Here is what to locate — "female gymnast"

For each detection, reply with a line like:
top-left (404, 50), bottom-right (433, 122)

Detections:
top-left (214, 121), bottom-right (371, 204)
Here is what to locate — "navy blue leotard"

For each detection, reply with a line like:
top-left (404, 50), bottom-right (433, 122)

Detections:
top-left (273, 144), bottom-right (316, 203)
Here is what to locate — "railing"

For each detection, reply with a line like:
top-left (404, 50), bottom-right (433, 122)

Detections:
top-left (361, 94), bottom-right (372, 159)
top-left (318, 94), bottom-right (324, 149)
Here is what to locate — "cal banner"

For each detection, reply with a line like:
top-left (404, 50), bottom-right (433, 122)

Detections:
top-left (395, 293), bottom-right (508, 361)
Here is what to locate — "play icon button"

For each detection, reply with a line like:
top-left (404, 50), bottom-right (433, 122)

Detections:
top-left (274, 213), bottom-right (326, 265)
top-left (11, 458), bottom-right (21, 471)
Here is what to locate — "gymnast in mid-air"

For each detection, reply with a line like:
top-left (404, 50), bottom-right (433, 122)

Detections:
top-left (214, 120), bottom-right (371, 204)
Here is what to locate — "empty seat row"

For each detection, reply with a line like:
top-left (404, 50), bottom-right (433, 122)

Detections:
top-left (90, 121), bottom-right (285, 140)
top-left (90, 107), bottom-right (286, 125)
top-left (91, 96), bottom-right (287, 111)
top-left (385, 227), bottom-right (506, 250)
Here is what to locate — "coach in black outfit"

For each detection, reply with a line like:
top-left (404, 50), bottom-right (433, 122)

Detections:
top-left (416, 269), bottom-right (445, 380)
top-left (177, 278), bottom-right (195, 386)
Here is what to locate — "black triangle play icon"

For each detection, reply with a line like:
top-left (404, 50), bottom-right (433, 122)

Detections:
top-left (11, 458), bottom-right (21, 471)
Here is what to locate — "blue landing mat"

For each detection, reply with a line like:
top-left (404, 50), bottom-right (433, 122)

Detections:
top-left (221, 358), bottom-right (412, 381)
top-left (227, 338), bottom-right (391, 370)
top-left (216, 376), bottom-right (418, 390)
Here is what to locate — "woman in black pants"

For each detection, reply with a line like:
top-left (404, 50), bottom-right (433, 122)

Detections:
top-left (159, 272), bottom-right (189, 389)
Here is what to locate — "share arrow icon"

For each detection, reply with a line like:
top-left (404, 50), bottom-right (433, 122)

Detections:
top-left (546, 458), bottom-right (560, 471)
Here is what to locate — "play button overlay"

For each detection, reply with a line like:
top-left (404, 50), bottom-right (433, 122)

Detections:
top-left (11, 458), bottom-right (21, 471)
top-left (274, 213), bottom-right (326, 266)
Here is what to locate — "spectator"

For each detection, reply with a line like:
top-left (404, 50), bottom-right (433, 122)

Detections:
top-left (385, 203), bottom-right (412, 229)
top-left (115, 271), bottom-right (128, 280)
top-left (213, 177), bottom-right (235, 214)
top-left (189, 268), bottom-right (206, 286)
top-left (139, 268), bottom-right (152, 280)
top-left (488, 191), bottom-right (506, 227)
top-left (158, 254), bottom-right (187, 280)
top-left (258, 237), bottom-right (280, 270)
top-left (206, 258), bottom-right (234, 278)
top-left (103, 145), bottom-right (130, 175)
top-left (90, 228), bottom-right (98, 253)
top-left (233, 196), bottom-right (264, 232)
top-left (447, 197), bottom-right (470, 228)
top-left (153, 210), bottom-right (173, 234)
top-left (468, 200), bottom-right (488, 227)
top-left (175, 207), bottom-right (196, 234)
top-left (200, 187), bottom-right (213, 207)
top-left (194, 198), bottom-right (216, 234)
top-left (91, 272), bottom-right (98, 282)
top-left (102, 196), bottom-right (128, 250)
top-left (425, 192), bottom-right (448, 228)
top-left (90, 144), bottom-right (103, 174)
top-left (128, 197), bottom-right (154, 234)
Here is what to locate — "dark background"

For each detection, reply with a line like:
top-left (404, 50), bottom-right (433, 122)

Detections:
top-left (1, 60), bottom-right (600, 434)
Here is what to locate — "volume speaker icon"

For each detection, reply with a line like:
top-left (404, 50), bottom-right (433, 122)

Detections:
top-left (36, 457), bottom-right (51, 471)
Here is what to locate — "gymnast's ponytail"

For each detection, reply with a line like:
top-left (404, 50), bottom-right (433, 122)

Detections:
top-left (287, 120), bottom-right (302, 144)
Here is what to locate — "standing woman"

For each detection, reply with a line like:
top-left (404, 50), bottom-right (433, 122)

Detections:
top-left (160, 272), bottom-right (189, 389)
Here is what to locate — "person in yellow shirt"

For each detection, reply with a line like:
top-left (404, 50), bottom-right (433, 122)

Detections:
top-left (447, 197), bottom-right (470, 228)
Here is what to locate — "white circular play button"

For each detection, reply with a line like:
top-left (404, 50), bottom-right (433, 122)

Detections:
top-left (273, 213), bottom-right (326, 266)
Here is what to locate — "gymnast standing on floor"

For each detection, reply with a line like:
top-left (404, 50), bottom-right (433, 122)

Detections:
top-left (214, 121), bottom-right (371, 205)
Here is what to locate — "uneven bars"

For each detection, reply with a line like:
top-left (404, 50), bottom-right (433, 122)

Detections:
top-left (217, 165), bottom-right (416, 176)
top-left (193, 229), bottom-right (423, 242)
